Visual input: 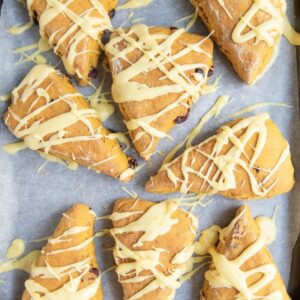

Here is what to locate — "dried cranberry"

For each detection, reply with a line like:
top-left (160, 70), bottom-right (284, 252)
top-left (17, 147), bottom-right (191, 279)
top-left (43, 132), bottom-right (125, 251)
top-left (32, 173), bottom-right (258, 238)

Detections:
top-left (32, 11), bottom-right (38, 25)
top-left (109, 9), bottom-right (116, 19)
top-left (174, 108), bottom-right (190, 124)
top-left (208, 67), bottom-right (214, 77)
top-left (90, 267), bottom-right (99, 277)
top-left (195, 68), bottom-right (204, 76)
top-left (128, 157), bottom-right (138, 169)
top-left (101, 30), bottom-right (112, 45)
top-left (88, 67), bottom-right (98, 79)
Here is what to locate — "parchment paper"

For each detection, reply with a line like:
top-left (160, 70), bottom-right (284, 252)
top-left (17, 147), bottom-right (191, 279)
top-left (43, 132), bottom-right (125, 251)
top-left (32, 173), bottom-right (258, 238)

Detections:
top-left (0, 0), bottom-right (300, 299)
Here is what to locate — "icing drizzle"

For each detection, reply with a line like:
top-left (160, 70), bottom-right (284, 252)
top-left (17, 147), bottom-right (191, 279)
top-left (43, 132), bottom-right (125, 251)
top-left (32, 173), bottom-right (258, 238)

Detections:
top-left (117, 0), bottom-right (154, 10)
top-left (232, 0), bottom-right (300, 46)
top-left (105, 23), bottom-right (213, 159)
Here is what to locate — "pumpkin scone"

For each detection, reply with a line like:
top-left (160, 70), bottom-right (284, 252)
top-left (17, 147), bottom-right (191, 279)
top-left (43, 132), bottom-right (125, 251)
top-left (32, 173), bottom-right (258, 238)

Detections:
top-left (193, 0), bottom-right (286, 84)
top-left (22, 204), bottom-right (102, 300)
top-left (27, 0), bottom-right (118, 85)
top-left (105, 23), bottom-right (214, 160)
top-left (146, 114), bottom-right (294, 200)
top-left (110, 198), bottom-right (198, 299)
top-left (197, 205), bottom-right (291, 300)
top-left (4, 64), bottom-right (136, 182)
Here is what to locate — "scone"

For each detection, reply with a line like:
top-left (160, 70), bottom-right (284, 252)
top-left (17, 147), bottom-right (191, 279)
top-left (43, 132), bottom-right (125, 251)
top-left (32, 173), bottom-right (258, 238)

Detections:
top-left (105, 23), bottom-right (214, 160)
top-left (194, 0), bottom-right (286, 84)
top-left (110, 198), bottom-right (198, 299)
top-left (4, 64), bottom-right (136, 182)
top-left (27, 0), bottom-right (118, 85)
top-left (146, 114), bottom-right (295, 199)
top-left (198, 205), bottom-right (291, 300)
top-left (22, 204), bottom-right (102, 300)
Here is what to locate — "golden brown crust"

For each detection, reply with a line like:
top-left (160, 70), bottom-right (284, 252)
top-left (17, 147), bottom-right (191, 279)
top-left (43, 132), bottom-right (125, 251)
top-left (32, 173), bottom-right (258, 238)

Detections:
top-left (200, 205), bottom-right (291, 300)
top-left (112, 198), bottom-right (196, 300)
top-left (106, 27), bottom-right (213, 159)
top-left (29, 0), bottom-right (118, 85)
top-left (4, 66), bottom-right (132, 181)
top-left (145, 118), bottom-right (295, 200)
top-left (194, 0), bottom-right (284, 84)
top-left (22, 204), bottom-right (102, 300)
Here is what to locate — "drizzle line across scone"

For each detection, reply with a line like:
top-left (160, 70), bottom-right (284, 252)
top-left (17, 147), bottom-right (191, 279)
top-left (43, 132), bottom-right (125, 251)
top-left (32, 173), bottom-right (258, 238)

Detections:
top-left (197, 205), bottom-right (291, 299)
top-left (22, 204), bottom-right (103, 299)
top-left (26, 0), bottom-right (118, 85)
top-left (146, 114), bottom-right (295, 199)
top-left (110, 198), bottom-right (198, 300)
top-left (4, 64), bottom-right (136, 182)
top-left (105, 24), bottom-right (214, 160)
top-left (193, 0), bottom-right (288, 84)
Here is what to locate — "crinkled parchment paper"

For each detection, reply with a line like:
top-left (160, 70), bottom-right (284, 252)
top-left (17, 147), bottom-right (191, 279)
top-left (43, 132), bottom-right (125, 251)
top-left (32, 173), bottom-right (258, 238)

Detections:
top-left (0, 0), bottom-right (300, 299)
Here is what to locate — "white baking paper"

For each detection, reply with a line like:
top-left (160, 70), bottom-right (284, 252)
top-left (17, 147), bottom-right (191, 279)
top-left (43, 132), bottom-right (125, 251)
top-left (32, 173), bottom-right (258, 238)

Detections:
top-left (0, 0), bottom-right (299, 299)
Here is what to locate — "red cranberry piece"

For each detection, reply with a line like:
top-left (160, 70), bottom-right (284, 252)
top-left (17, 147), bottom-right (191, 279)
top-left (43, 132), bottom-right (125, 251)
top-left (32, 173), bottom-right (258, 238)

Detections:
top-left (128, 157), bottom-right (138, 169)
top-left (174, 108), bottom-right (190, 124)
top-left (109, 9), bottom-right (116, 19)
top-left (88, 67), bottom-right (98, 79)
top-left (90, 267), bottom-right (99, 277)
top-left (101, 30), bottom-right (112, 45)
top-left (208, 67), bottom-right (214, 77)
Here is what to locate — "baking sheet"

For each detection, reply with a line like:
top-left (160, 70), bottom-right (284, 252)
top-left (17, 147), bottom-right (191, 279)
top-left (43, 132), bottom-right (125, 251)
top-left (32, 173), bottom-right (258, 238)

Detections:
top-left (0, 0), bottom-right (300, 299)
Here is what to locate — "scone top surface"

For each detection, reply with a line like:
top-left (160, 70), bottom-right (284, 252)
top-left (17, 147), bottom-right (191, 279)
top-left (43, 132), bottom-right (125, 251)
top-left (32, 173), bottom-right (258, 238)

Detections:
top-left (22, 203), bottom-right (103, 300)
top-left (146, 113), bottom-right (294, 200)
top-left (105, 24), bottom-right (214, 160)
top-left (110, 198), bottom-right (198, 300)
top-left (4, 64), bottom-right (135, 181)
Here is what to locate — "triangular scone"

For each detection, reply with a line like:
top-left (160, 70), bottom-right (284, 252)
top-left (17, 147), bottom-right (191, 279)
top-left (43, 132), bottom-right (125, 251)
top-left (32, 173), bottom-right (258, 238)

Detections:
top-left (22, 204), bottom-right (102, 300)
top-left (194, 0), bottom-right (286, 84)
top-left (110, 198), bottom-right (198, 299)
top-left (199, 205), bottom-right (291, 299)
top-left (105, 24), bottom-right (214, 160)
top-left (4, 64), bottom-right (135, 182)
top-left (146, 114), bottom-right (294, 199)
top-left (27, 0), bottom-right (118, 85)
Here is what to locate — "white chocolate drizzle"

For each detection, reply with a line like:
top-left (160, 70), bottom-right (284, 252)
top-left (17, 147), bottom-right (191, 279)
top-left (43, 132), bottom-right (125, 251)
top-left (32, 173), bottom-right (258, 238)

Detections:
top-left (0, 93), bottom-right (11, 102)
top-left (161, 113), bottom-right (290, 196)
top-left (14, 38), bottom-right (51, 66)
top-left (0, 251), bottom-right (40, 274)
top-left (8, 20), bottom-right (34, 35)
top-left (223, 101), bottom-right (292, 119)
top-left (6, 239), bottom-right (26, 259)
top-left (232, 0), bottom-right (300, 46)
top-left (105, 23), bottom-right (213, 158)
top-left (195, 209), bottom-right (282, 300)
top-left (111, 200), bottom-right (198, 300)
top-left (26, 0), bottom-right (112, 80)
top-left (117, 0), bottom-right (154, 11)
top-left (217, 0), bottom-right (232, 19)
